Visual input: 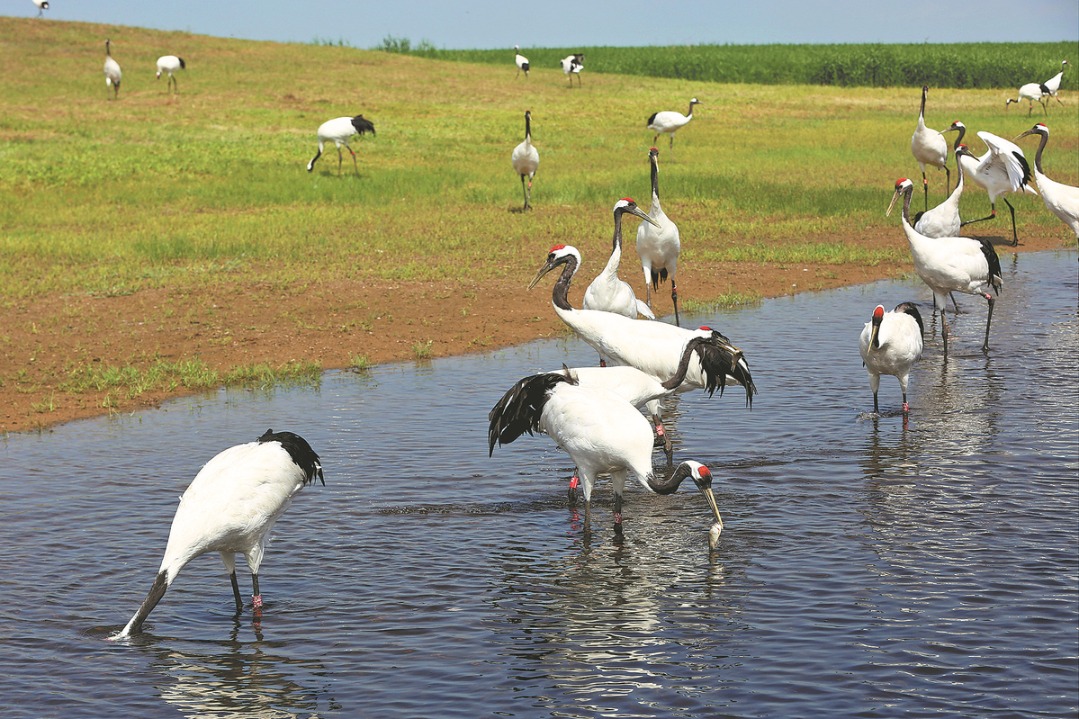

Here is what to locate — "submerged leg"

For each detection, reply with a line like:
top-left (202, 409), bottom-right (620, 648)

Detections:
top-left (229, 571), bottom-right (243, 612)
top-left (251, 574), bottom-right (263, 610)
top-left (982, 293), bottom-right (995, 352)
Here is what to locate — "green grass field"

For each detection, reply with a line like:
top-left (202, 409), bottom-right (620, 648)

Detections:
top-left (1, 17), bottom-right (1076, 307)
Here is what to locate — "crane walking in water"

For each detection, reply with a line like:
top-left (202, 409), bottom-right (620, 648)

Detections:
top-left (114, 429), bottom-right (324, 638)
top-left (887, 178), bottom-right (1002, 355)
top-left (859, 303), bottom-right (924, 415)
top-left (488, 371), bottom-right (725, 547)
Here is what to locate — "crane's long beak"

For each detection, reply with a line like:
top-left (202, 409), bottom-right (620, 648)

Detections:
top-left (1014, 129), bottom-right (1035, 141)
top-left (629, 205), bottom-right (661, 228)
top-left (527, 261), bottom-right (557, 289)
top-left (869, 322), bottom-right (881, 350)
top-left (700, 486), bottom-right (722, 525)
top-left (885, 189), bottom-right (902, 217)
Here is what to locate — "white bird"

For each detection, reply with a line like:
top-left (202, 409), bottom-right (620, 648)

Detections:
top-left (1016, 123), bottom-right (1079, 241)
top-left (104, 39), bottom-right (122, 100)
top-left (636, 147), bottom-right (682, 326)
top-left (514, 45), bottom-right (530, 78)
top-left (647, 98), bottom-right (700, 150)
top-left (488, 371), bottom-right (724, 546)
top-left (859, 303), bottom-right (925, 415)
top-left (949, 121), bottom-right (1037, 246)
top-left (32, 0), bottom-right (48, 17)
top-left (887, 178), bottom-right (1003, 354)
top-left (306, 114), bottom-right (376, 175)
top-left (910, 85), bottom-right (957, 211)
top-left (1042, 59), bottom-right (1069, 106)
top-left (552, 332), bottom-right (730, 466)
top-left (115, 429), bottom-right (324, 638)
top-left (582, 198), bottom-right (659, 326)
top-left (1006, 82), bottom-right (1050, 116)
top-left (156, 55), bottom-right (186, 94)
top-left (560, 53), bottom-right (584, 86)
top-left (528, 244), bottom-right (756, 403)
top-left (511, 110), bottom-right (540, 211)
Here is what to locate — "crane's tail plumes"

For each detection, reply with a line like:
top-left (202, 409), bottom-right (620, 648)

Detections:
top-left (488, 372), bottom-right (576, 456)
top-left (258, 429), bottom-right (325, 486)
top-left (679, 331), bottom-right (756, 406)
top-left (350, 115), bottom-right (376, 136)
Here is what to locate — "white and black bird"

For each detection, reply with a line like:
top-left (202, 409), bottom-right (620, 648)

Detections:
top-left (488, 371), bottom-right (725, 546)
top-left (647, 98), bottom-right (700, 150)
top-left (560, 53), bottom-right (584, 86)
top-left (114, 429), bottom-right (324, 638)
top-left (156, 55), bottom-right (186, 94)
top-left (949, 121), bottom-right (1037, 246)
top-left (582, 198), bottom-right (659, 326)
top-left (887, 178), bottom-right (1003, 354)
top-left (32, 0), bottom-right (48, 17)
top-left (1006, 81), bottom-right (1051, 116)
top-left (528, 244), bottom-right (755, 404)
top-left (514, 45), bottom-right (530, 78)
top-left (636, 147), bottom-right (682, 326)
top-left (306, 114), bottom-right (376, 175)
top-left (859, 303), bottom-right (925, 415)
top-left (1042, 59), bottom-right (1069, 107)
top-left (910, 86), bottom-right (957, 211)
top-left (552, 333), bottom-right (731, 465)
top-left (1016, 123), bottom-right (1079, 241)
top-left (511, 110), bottom-right (540, 211)
top-left (104, 39), bottom-right (122, 100)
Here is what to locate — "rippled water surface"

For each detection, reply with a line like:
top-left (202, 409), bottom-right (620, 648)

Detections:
top-left (1, 250), bottom-right (1076, 718)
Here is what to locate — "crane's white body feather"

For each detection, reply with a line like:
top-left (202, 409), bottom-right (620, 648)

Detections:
top-left (859, 307), bottom-right (923, 409)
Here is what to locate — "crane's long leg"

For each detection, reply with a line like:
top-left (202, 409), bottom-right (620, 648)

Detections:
top-left (873, 391), bottom-right (880, 414)
top-left (1002, 197), bottom-right (1020, 246)
top-left (251, 574), bottom-right (263, 610)
top-left (336, 147), bottom-right (343, 175)
top-left (229, 571), bottom-right (243, 612)
top-left (612, 491), bottom-right (624, 540)
top-left (960, 202), bottom-right (997, 228)
top-left (941, 308), bottom-right (950, 358)
top-left (652, 413), bottom-right (673, 465)
top-left (671, 279), bottom-right (680, 327)
top-left (921, 172), bottom-right (930, 212)
top-left (347, 144), bottom-right (359, 175)
top-left (982, 292), bottom-right (995, 352)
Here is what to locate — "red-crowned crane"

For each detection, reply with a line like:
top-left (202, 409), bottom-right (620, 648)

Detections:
top-left (104, 39), bottom-right (122, 100)
top-left (560, 53), bottom-right (584, 86)
top-left (514, 45), bottom-right (530, 78)
top-left (1042, 59), bottom-right (1069, 107)
top-left (306, 115), bottom-right (376, 175)
top-left (1006, 82), bottom-right (1050, 116)
top-left (949, 121), bottom-right (1037, 246)
top-left (636, 147), bottom-right (682, 325)
top-left (647, 98), bottom-right (700, 150)
top-left (156, 55), bottom-right (186, 94)
top-left (528, 243), bottom-right (755, 416)
top-left (113, 429), bottom-right (324, 638)
top-left (511, 110), bottom-right (540, 211)
top-left (910, 86), bottom-right (958, 211)
top-left (488, 371), bottom-right (724, 547)
top-left (1016, 123), bottom-right (1079, 241)
top-left (887, 178), bottom-right (1003, 355)
top-left (32, 0), bottom-right (48, 17)
top-left (582, 198), bottom-right (659, 327)
top-left (552, 331), bottom-right (732, 471)
top-left (859, 303), bottom-right (925, 415)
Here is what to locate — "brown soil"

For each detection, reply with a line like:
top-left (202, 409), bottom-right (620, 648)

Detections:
top-left (2, 229), bottom-right (1064, 434)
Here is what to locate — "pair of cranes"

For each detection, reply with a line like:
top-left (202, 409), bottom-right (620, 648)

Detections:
top-left (101, 38), bottom-right (186, 100)
top-left (1006, 60), bottom-right (1069, 116)
top-left (512, 111), bottom-right (684, 325)
top-left (513, 46), bottom-right (585, 87)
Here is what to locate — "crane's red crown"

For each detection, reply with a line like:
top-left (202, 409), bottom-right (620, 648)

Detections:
top-left (873, 305), bottom-right (885, 319)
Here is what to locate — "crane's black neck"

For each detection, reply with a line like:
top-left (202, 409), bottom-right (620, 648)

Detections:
top-left (919, 87), bottom-right (927, 119)
top-left (611, 208), bottom-right (627, 253)
top-left (661, 337), bottom-right (707, 391)
top-left (646, 462), bottom-right (697, 496)
top-left (524, 113), bottom-right (532, 142)
top-left (951, 123), bottom-right (966, 150)
top-left (1032, 131), bottom-right (1048, 175)
top-left (650, 156), bottom-right (661, 203)
top-left (552, 256), bottom-right (578, 311)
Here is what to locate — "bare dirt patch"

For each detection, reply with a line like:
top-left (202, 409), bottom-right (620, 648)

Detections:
top-left (2, 229), bottom-right (1066, 434)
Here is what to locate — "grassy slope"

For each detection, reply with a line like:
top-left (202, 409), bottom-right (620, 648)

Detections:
top-left (0, 18), bottom-right (1076, 309)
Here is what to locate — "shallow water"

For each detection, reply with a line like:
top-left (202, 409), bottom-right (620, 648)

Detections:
top-left (1, 250), bottom-right (1075, 718)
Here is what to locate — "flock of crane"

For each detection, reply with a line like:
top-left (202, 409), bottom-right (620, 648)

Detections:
top-left (83, 31), bottom-right (1076, 638)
